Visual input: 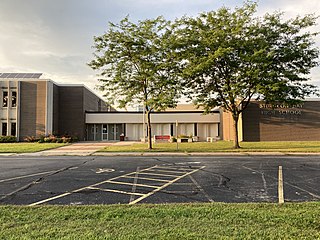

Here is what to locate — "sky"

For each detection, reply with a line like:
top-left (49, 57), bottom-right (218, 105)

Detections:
top-left (0, 0), bottom-right (319, 99)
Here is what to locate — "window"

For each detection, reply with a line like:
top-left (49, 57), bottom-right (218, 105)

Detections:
top-left (11, 91), bottom-right (17, 107)
top-left (2, 91), bottom-right (8, 107)
top-left (2, 122), bottom-right (7, 136)
top-left (11, 122), bottom-right (16, 136)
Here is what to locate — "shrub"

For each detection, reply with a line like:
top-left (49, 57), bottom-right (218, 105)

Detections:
top-left (38, 135), bottom-right (45, 143)
top-left (0, 136), bottom-right (17, 143)
top-left (24, 136), bottom-right (39, 142)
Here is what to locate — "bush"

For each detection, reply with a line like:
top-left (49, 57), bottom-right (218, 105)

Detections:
top-left (38, 135), bottom-right (45, 143)
top-left (24, 136), bottom-right (39, 142)
top-left (0, 136), bottom-right (17, 143)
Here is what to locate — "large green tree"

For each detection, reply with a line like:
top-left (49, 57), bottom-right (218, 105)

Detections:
top-left (174, 2), bottom-right (319, 148)
top-left (89, 16), bottom-right (181, 149)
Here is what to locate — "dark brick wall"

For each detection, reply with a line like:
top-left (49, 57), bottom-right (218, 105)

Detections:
top-left (242, 101), bottom-right (320, 141)
top-left (57, 86), bottom-right (109, 140)
top-left (52, 84), bottom-right (59, 134)
top-left (19, 81), bottom-right (47, 140)
top-left (58, 86), bottom-right (84, 139)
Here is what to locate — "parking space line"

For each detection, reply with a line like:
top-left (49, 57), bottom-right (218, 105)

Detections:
top-left (106, 180), bottom-right (159, 188)
top-left (29, 192), bottom-right (72, 206)
top-left (135, 172), bottom-right (181, 177)
top-left (129, 167), bottom-right (140, 203)
top-left (0, 170), bottom-right (57, 183)
top-left (188, 175), bottom-right (214, 202)
top-left (155, 166), bottom-right (194, 171)
top-left (146, 169), bottom-right (187, 174)
top-left (29, 165), bottom-right (205, 206)
top-left (87, 187), bottom-right (144, 196)
top-left (129, 166), bottom-right (206, 205)
top-left (122, 176), bottom-right (170, 182)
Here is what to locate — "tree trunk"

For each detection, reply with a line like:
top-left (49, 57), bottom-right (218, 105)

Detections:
top-left (146, 111), bottom-right (152, 149)
top-left (232, 114), bottom-right (241, 149)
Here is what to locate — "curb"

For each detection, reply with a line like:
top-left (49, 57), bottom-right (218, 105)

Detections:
top-left (91, 152), bottom-right (320, 157)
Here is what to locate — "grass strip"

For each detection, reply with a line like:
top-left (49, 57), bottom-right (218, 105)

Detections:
top-left (100, 141), bottom-right (320, 152)
top-left (0, 143), bottom-right (65, 153)
top-left (0, 203), bottom-right (319, 239)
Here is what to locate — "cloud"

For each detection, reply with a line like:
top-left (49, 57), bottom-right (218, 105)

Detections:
top-left (0, 0), bottom-right (319, 98)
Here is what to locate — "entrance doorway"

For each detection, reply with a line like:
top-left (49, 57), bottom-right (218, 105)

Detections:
top-left (102, 124), bottom-right (123, 141)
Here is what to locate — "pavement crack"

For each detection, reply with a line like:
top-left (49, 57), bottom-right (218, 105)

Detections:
top-left (0, 158), bottom-right (97, 202)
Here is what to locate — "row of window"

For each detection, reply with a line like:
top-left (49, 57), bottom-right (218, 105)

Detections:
top-left (2, 122), bottom-right (16, 136)
top-left (2, 91), bottom-right (17, 108)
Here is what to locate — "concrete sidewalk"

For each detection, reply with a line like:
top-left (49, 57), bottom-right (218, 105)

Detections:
top-left (17, 141), bottom-right (140, 156)
top-left (12, 141), bottom-right (320, 156)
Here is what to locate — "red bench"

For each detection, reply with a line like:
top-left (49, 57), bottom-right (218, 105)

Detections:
top-left (153, 135), bottom-right (171, 142)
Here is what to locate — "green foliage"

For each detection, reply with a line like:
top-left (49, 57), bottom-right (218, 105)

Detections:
top-left (89, 16), bottom-right (182, 149)
top-left (25, 135), bottom-right (76, 143)
top-left (0, 136), bottom-right (16, 143)
top-left (24, 135), bottom-right (38, 142)
top-left (173, 1), bottom-right (319, 148)
top-left (89, 16), bottom-right (181, 111)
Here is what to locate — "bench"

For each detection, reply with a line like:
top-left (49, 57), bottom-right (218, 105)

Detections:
top-left (153, 135), bottom-right (171, 142)
top-left (207, 136), bottom-right (220, 142)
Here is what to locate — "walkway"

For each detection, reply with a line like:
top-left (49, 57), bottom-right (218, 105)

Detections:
top-left (20, 141), bottom-right (138, 156)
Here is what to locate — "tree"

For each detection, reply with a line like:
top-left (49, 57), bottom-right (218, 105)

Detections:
top-left (89, 16), bottom-right (181, 149)
top-left (174, 2), bottom-right (319, 148)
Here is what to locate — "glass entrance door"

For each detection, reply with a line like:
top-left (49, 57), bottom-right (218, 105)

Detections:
top-left (102, 124), bottom-right (108, 140)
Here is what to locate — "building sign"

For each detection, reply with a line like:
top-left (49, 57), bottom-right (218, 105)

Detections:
top-left (259, 103), bottom-right (304, 117)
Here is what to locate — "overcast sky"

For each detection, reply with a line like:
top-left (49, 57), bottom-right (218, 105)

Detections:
top-left (0, 0), bottom-right (319, 98)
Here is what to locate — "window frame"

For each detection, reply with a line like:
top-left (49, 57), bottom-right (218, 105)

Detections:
top-left (2, 91), bottom-right (8, 108)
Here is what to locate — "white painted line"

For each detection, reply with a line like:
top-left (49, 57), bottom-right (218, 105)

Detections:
top-left (278, 166), bottom-right (284, 204)
top-left (122, 176), bottom-right (170, 183)
top-left (106, 180), bottom-right (159, 189)
top-left (129, 166), bottom-right (206, 205)
top-left (87, 187), bottom-right (144, 196)
top-left (0, 170), bottom-right (57, 183)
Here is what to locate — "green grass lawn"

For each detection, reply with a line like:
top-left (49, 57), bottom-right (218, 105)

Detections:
top-left (0, 203), bottom-right (319, 239)
top-left (0, 143), bottom-right (65, 153)
top-left (100, 141), bottom-right (320, 153)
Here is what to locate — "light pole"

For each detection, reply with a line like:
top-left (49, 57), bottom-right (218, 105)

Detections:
top-left (176, 120), bottom-right (178, 151)
top-left (143, 104), bottom-right (146, 142)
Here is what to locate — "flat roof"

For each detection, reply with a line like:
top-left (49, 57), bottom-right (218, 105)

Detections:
top-left (0, 73), bottom-right (42, 78)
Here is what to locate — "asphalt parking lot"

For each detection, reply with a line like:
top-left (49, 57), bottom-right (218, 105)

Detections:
top-left (0, 155), bottom-right (319, 205)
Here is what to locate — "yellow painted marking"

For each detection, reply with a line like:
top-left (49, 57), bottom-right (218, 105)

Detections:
top-left (129, 167), bottom-right (140, 203)
top-left (29, 192), bottom-right (72, 206)
top-left (28, 165), bottom-right (204, 206)
top-left (122, 176), bottom-right (170, 182)
top-left (189, 175), bottom-right (214, 202)
top-left (28, 171), bottom-right (142, 206)
top-left (155, 166), bottom-right (194, 171)
top-left (278, 166), bottom-right (284, 204)
top-left (105, 180), bottom-right (159, 189)
top-left (87, 187), bottom-right (144, 196)
top-left (0, 170), bottom-right (57, 183)
top-left (129, 166), bottom-right (206, 205)
top-left (147, 169), bottom-right (187, 174)
top-left (135, 172), bottom-right (181, 178)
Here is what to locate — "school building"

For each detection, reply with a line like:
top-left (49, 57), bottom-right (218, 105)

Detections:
top-left (1, 73), bottom-right (319, 142)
